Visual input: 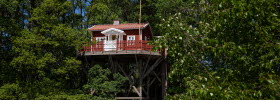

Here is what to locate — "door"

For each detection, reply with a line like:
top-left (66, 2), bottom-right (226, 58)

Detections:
top-left (104, 35), bottom-right (117, 51)
top-left (126, 35), bottom-right (136, 50)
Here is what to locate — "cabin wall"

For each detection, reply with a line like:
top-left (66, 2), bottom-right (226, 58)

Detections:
top-left (92, 29), bottom-right (141, 41)
top-left (142, 26), bottom-right (153, 40)
top-left (123, 30), bottom-right (140, 40)
top-left (92, 31), bottom-right (105, 41)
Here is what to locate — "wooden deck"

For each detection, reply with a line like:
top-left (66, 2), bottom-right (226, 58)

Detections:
top-left (79, 40), bottom-right (164, 56)
top-left (80, 50), bottom-right (161, 56)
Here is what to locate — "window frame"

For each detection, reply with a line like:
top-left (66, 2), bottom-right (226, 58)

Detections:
top-left (127, 35), bottom-right (136, 40)
top-left (95, 37), bottom-right (105, 41)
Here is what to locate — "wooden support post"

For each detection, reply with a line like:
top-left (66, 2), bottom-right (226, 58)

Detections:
top-left (108, 55), bottom-right (114, 71)
top-left (149, 78), bottom-right (156, 86)
top-left (143, 57), bottom-right (163, 79)
top-left (143, 55), bottom-right (151, 73)
top-left (147, 76), bottom-right (150, 98)
top-left (153, 71), bottom-right (161, 82)
top-left (138, 56), bottom-right (143, 98)
top-left (116, 62), bottom-right (133, 84)
top-left (129, 64), bottom-right (136, 76)
top-left (133, 86), bottom-right (141, 96)
top-left (161, 61), bottom-right (167, 99)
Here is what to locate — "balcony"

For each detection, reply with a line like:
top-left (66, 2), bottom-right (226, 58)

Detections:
top-left (79, 40), bottom-right (164, 56)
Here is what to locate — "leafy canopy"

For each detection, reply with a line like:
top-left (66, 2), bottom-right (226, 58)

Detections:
top-left (154, 0), bottom-right (280, 99)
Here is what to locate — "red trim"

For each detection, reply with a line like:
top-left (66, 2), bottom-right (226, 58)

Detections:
top-left (80, 40), bottom-right (163, 54)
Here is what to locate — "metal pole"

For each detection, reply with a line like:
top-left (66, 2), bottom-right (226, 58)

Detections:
top-left (139, 0), bottom-right (142, 41)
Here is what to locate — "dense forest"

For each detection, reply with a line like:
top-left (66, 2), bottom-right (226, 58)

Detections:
top-left (1, 0), bottom-right (279, 99)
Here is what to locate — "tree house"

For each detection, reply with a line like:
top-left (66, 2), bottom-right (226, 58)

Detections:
top-left (79, 20), bottom-right (168, 100)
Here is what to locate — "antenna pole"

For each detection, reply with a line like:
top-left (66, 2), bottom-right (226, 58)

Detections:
top-left (139, 0), bottom-right (142, 97)
top-left (139, 0), bottom-right (142, 40)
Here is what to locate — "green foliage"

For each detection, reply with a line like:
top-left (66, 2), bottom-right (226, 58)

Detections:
top-left (84, 64), bottom-right (127, 98)
top-left (35, 94), bottom-right (90, 100)
top-left (0, 83), bottom-right (20, 100)
top-left (1, 0), bottom-right (279, 99)
top-left (86, 1), bottom-right (120, 24)
top-left (1, 0), bottom-right (86, 99)
top-left (154, 0), bottom-right (280, 99)
top-left (0, 0), bottom-right (24, 86)
top-left (45, 95), bottom-right (112, 100)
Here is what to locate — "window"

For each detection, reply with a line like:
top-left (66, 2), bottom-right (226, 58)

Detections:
top-left (127, 36), bottom-right (135, 40)
top-left (112, 35), bottom-right (117, 40)
top-left (127, 35), bottom-right (135, 45)
top-left (96, 37), bottom-right (105, 41)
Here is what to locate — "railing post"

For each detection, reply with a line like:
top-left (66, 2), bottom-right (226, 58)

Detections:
top-left (102, 41), bottom-right (104, 54)
top-left (92, 43), bottom-right (94, 54)
top-left (140, 40), bottom-right (142, 51)
top-left (116, 40), bottom-right (118, 53)
top-left (136, 40), bottom-right (137, 53)
top-left (126, 40), bottom-right (127, 53)
top-left (150, 45), bottom-right (152, 54)
top-left (140, 40), bottom-right (142, 53)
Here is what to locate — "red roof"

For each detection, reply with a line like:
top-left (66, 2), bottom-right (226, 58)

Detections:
top-left (88, 23), bottom-right (148, 31)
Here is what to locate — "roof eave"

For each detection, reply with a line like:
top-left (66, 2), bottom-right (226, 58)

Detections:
top-left (143, 23), bottom-right (149, 29)
top-left (88, 25), bottom-right (96, 31)
top-left (88, 23), bottom-right (149, 31)
top-left (90, 28), bottom-right (146, 31)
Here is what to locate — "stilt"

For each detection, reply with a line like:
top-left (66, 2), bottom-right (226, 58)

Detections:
top-left (80, 54), bottom-right (166, 100)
